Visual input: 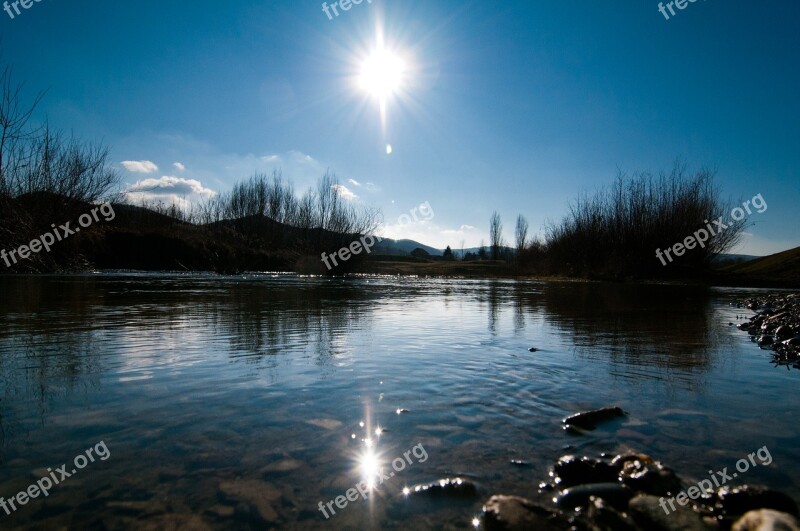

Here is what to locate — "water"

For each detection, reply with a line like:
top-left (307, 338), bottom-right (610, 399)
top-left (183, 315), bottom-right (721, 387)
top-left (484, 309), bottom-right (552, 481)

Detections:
top-left (0, 274), bottom-right (797, 529)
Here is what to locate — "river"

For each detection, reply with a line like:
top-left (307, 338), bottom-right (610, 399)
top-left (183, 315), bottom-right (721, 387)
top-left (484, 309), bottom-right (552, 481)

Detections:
top-left (0, 274), bottom-right (796, 529)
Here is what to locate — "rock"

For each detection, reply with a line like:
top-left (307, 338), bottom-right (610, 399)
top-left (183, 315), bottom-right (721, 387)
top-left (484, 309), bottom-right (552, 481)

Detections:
top-left (409, 477), bottom-right (478, 499)
top-left (528, 347), bottom-right (539, 352)
top-left (618, 456), bottom-right (682, 496)
top-left (562, 407), bottom-right (626, 430)
top-left (766, 312), bottom-right (789, 323)
top-left (611, 452), bottom-right (655, 468)
top-left (556, 483), bottom-right (633, 511)
top-left (775, 326), bottom-right (795, 341)
top-left (583, 496), bottom-right (642, 531)
top-left (628, 494), bottom-right (707, 531)
top-left (482, 495), bottom-right (570, 531)
top-left (218, 479), bottom-right (282, 524)
top-left (732, 509), bottom-right (800, 531)
top-left (550, 455), bottom-right (618, 488)
top-left (717, 485), bottom-right (799, 519)
top-left (758, 335), bottom-right (775, 347)
top-left (782, 337), bottom-right (800, 348)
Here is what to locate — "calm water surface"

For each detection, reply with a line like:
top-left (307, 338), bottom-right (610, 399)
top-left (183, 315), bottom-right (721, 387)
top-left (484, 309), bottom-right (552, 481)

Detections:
top-left (0, 274), bottom-right (798, 529)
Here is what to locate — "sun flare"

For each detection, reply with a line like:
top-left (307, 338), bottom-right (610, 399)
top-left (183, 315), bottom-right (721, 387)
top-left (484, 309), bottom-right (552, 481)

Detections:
top-left (359, 48), bottom-right (406, 100)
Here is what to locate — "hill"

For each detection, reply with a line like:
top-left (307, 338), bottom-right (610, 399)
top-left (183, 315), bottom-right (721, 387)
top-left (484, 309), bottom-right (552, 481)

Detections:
top-left (371, 238), bottom-right (442, 256)
top-left (723, 246), bottom-right (800, 285)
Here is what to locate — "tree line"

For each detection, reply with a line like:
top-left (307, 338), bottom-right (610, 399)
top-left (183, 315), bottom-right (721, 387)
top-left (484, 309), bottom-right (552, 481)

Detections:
top-left (461, 164), bottom-right (746, 278)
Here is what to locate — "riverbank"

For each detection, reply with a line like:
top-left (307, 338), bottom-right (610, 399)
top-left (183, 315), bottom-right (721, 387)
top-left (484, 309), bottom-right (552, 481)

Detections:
top-left (736, 293), bottom-right (800, 369)
top-left (351, 255), bottom-right (800, 289)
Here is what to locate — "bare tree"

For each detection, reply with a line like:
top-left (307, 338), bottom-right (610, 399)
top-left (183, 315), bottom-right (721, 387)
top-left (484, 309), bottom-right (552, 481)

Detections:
top-left (489, 211), bottom-right (503, 260)
top-left (0, 65), bottom-right (44, 194)
top-left (515, 214), bottom-right (528, 254)
top-left (0, 65), bottom-right (117, 225)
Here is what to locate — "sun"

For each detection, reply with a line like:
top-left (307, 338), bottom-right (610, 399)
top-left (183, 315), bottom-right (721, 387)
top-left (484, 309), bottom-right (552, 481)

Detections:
top-left (359, 48), bottom-right (406, 100)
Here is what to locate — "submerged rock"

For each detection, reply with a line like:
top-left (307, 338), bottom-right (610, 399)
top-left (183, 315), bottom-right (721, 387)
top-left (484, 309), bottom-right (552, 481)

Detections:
top-left (562, 407), bottom-right (626, 431)
top-left (217, 479), bottom-right (283, 524)
top-left (137, 514), bottom-right (213, 531)
top-left (482, 495), bottom-right (570, 531)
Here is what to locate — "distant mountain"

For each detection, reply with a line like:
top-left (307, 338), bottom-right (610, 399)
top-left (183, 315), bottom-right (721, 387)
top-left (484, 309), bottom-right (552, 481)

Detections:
top-left (371, 239), bottom-right (519, 258)
top-left (372, 238), bottom-right (442, 256)
top-left (712, 253), bottom-right (760, 265)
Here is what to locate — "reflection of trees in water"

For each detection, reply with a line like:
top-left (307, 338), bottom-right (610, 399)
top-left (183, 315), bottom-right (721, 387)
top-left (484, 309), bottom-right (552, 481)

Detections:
top-left (0, 277), bottom-right (108, 461)
top-left (191, 280), bottom-right (377, 366)
top-left (514, 282), bottom-right (726, 372)
top-left (478, 280), bottom-right (532, 336)
top-left (479, 280), bottom-right (726, 371)
top-left (0, 276), bottom-right (379, 459)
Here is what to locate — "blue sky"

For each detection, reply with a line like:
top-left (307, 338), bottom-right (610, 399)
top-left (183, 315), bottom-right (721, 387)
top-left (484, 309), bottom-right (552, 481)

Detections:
top-left (2, 0), bottom-right (798, 254)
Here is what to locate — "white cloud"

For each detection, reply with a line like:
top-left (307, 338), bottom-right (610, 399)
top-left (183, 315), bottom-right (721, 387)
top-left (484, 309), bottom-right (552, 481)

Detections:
top-left (348, 178), bottom-right (361, 186)
top-left (123, 176), bottom-right (217, 210)
top-left (441, 224), bottom-right (477, 236)
top-left (113, 134), bottom-right (334, 195)
top-left (173, 162), bottom-right (186, 171)
top-left (331, 184), bottom-right (358, 201)
top-left (121, 160), bottom-right (158, 173)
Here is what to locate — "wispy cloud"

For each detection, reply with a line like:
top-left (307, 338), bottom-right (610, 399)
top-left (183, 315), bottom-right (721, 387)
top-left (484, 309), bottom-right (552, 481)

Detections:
top-left (173, 162), bottom-right (185, 171)
top-left (347, 178), bottom-right (378, 191)
top-left (121, 160), bottom-right (158, 173)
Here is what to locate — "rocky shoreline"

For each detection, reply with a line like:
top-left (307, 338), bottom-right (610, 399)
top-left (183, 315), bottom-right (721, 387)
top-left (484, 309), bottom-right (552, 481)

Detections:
top-left (735, 293), bottom-right (800, 368)
top-left (475, 449), bottom-right (798, 530)
top-left (399, 406), bottom-right (799, 530)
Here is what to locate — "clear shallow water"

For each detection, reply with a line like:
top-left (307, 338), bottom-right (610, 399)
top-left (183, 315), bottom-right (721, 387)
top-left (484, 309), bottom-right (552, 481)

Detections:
top-left (0, 274), bottom-right (798, 529)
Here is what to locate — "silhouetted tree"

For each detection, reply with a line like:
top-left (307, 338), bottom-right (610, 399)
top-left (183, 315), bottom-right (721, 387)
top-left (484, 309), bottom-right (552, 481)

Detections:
top-left (515, 214), bottom-right (528, 254)
top-left (490, 211), bottom-right (503, 260)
